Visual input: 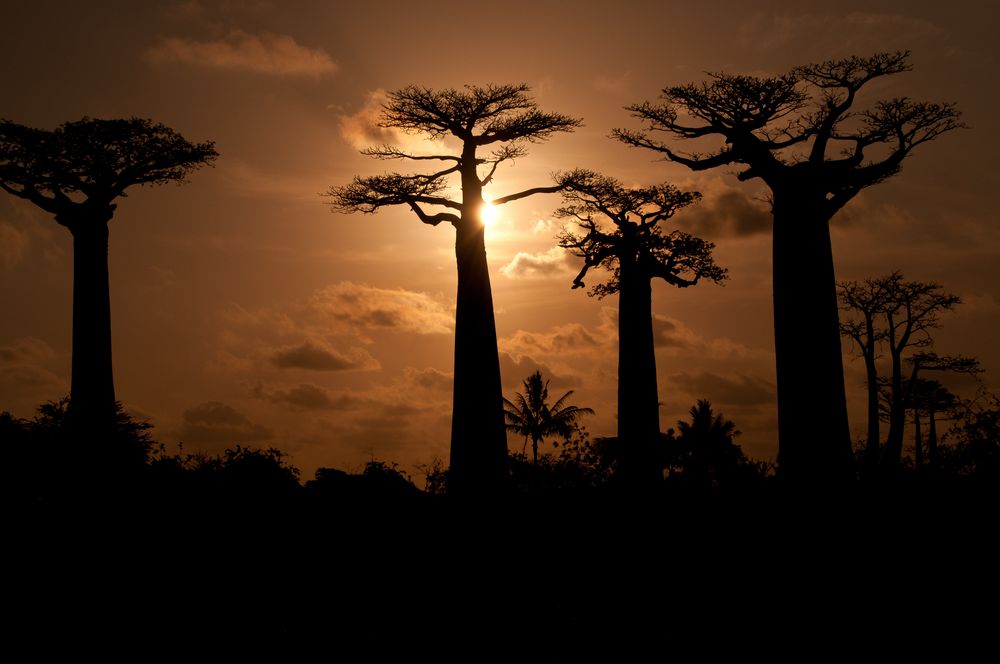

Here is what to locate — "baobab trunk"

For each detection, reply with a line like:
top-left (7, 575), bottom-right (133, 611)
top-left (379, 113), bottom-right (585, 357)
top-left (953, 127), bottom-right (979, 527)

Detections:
top-left (616, 259), bottom-right (662, 485)
top-left (449, 204), bottom-right (508, 494)
top-left (927, 406), bottom-right (940, 472)
top-left (883, 361), bottom-right (910, 472)
top-left (771, 193), bottom-right (853, 483)
top-left (63, 215), bottom-right (117, 437)
top-left (913, 407), bottom-right (923, 470)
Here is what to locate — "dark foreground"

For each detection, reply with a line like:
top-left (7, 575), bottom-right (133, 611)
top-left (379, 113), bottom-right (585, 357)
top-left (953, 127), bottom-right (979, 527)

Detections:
top-left (6, 480), bottom-right (998, 658)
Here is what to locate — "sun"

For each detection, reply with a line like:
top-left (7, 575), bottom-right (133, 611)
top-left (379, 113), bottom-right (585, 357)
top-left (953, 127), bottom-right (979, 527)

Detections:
top-left (480, 201), bottom-right (499, 227)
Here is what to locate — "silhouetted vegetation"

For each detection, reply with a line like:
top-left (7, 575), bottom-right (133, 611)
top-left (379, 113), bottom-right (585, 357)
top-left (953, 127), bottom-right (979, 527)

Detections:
top-left (840, 272), bottom-right (981, 475)
top-left (503, 370), bottom-right (593, 465)
top-left (327, 84), bottom-right (580, 495)
top-left (616, 52), bottom-right (964, 483)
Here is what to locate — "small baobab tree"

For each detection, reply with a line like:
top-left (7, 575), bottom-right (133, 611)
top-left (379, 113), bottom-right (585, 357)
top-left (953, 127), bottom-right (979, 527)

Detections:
top-left (555, 169), bottom-right (726, 485)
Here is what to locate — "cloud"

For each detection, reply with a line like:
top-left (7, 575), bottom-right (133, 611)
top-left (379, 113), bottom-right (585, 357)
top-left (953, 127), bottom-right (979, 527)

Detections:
top-left (680, 188), bottom-right (771, 239)
top-left (253, 382), bottom-right (362, 411)
top-left (0, 337), bottom-right (55, 364)
top-left (499, 352), bottom-right (579, 389)
top-left (503, 322), bottom-right (605, 357)
top-left (0, 223), bottom-right (28, 269)
top-left (146, 30), bottom-right (337, 77)
top-left (270, 340), bottom-right (378, 372)
top-left (337, 89), bottom-right (447, 153)
top-left (670, 371), bottom-right (776, 407)
top-left (737, 12), bottom-right (947, 55)
top-left (500, 246), bottom-right (575, 279)
top-left (402, 366), bottom-right (453, 392)
top-left (177, 401), bottom-right (273, 445)
top-left (306, 282), bottom-right (453, 336)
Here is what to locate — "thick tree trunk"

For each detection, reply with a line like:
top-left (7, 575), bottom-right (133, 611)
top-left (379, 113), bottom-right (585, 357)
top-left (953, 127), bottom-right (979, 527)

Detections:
top-left (771, 195), bottom-right (853, 483)
top-left (448, 177), bottom-right (508, 494)
top-left (616, 261), bottom-right (661, 486)
top-left (66, 218), bottom-right (117, 438)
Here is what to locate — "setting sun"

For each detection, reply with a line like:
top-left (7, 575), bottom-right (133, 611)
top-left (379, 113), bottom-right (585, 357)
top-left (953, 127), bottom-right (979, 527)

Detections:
top-left (480, 201), bottom-right (499, 227)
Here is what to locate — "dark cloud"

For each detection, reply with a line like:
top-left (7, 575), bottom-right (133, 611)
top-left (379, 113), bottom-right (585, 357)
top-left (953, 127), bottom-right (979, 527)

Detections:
top-left (271, 341), bottom-right (377, 371)
top-left (403, 366), bottom-right (453, 392)
top-left (256, 382), bottom-right (361, 411)
top-left (499, 352), bottom-right (580, 389)
top-left (681, 189), bottom-right (771, 239)
top-left (653, 316), bottom-right (691, 348)
top-left (177, 401), bottom-right (273, 445)
top-left (670, 371), bottom-right (775, 407)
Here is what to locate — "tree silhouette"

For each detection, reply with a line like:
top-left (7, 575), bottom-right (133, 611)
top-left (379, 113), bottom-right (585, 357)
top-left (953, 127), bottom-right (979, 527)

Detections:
top-left (555, 169), bottom-right (726, 484)
top-left (840, 273), bottom-right (974, 473)
top-left (503, 370), bottom-right (594, 465)
top-left (615, 52), bottom-right (963, 483)
top-left (669, 399), bottom-right (754, 487)
top-left (839, 275), bottom-right (893, 471)
top-left (0, 118), bottom-right (217, 437)
top-left (327, 85), bottom-right (580, 493)
top-left (902, 352), bottom-right (981, 471)
top-left (908, 378), bottom-right (959, 471)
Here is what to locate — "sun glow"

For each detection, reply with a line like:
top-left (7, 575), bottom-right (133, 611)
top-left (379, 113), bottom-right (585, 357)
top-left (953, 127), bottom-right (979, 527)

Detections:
top-left (480, 202), bottom-right (499, 227)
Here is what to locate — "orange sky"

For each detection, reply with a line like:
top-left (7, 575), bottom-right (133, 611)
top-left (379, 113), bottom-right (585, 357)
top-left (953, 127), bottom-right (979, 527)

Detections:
top-left (2, 0), bottom-right (998, 479)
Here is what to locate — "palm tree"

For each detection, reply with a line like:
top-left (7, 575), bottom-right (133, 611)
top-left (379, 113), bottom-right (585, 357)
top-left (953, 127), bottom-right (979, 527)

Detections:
top-left (503, 371), bottom-right (593, 464)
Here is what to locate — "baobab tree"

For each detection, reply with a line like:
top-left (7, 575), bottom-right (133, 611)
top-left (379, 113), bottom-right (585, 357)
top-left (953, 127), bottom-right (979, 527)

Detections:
top-left (555, 169), bottom-right (726, 484)
top-left (503, 370), bottom-right (593, 465)
top-left (327, 84), bottom-right (581, 493)
top-left (839, 275), bottom-right (894, 471)
top-left (615, 51), bottom-right (964, 482)
top-left (0, 117), bottom-right (217, 438)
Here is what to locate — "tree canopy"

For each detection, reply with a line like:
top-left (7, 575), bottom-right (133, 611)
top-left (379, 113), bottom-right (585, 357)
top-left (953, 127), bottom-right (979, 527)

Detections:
top-left (0, 117), bottom-right (218, 219)
top-left (555, 169), bottom-right (727, 298)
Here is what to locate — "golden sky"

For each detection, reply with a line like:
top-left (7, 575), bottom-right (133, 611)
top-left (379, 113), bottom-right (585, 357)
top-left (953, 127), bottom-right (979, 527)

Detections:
top-left (1, 0), bottom-right (997, 479)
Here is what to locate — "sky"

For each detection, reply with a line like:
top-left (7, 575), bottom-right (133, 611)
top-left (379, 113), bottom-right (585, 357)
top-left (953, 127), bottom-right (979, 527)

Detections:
top-left (1, 0), bottom-right (998, 480)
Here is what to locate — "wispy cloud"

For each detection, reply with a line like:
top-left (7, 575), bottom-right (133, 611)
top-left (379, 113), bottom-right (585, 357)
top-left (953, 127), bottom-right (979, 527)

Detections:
top-left (146, 30), bottom-right (337, 77)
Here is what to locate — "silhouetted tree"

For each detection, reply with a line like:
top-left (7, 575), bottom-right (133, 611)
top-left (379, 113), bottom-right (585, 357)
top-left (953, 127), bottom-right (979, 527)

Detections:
top-left (874, 276), bottom-right (962, 470)
top-left (665, 400), bottom-right (764, 487)
top-left (555, 169), bottom-right (726, 484)
top-left (0, 118), bottom-right (217, 437)
top-left (839, 276), bottom-right (893, 471)
top-left (901, 352), bottom-right (981, 471)
top-left (327, 85), bottom-right (580, 494)
top-left (908, 378), bottom-right (958, 471)
top-left (503, 370), bottom-right (594, 465)
top-left (615, 52), bottom-right (963, 483)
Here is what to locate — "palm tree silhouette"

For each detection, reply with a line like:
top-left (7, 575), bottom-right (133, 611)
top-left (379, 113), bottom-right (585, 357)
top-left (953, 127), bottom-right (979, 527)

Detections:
top-left (503, 371), bottom-right (593, 464)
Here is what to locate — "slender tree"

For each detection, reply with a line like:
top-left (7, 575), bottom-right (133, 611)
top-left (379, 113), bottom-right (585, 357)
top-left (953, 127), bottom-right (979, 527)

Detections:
top-left (839, 275), bottom-right (894, 472)
top-left (877, 278), bottom-right (962, 470)
top-left (0, 117), bottom-right (217, 437)
top-left (614, 51), bottom-right (963, 483)
top-left (503, 370), bottom-right (594, 465)
top-left (327, 85), bottom-right (580, 493)
top-left (555, 169), bottom-right (726, 484)
top-left (908, 378), bottom-right (958, 471)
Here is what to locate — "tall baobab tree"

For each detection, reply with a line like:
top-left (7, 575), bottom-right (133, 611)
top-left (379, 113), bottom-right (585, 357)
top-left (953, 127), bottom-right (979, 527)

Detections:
top-left (327, 84), bottom-right (581, 493)
top-left (555, 169), bottom-right (726, 484)
top-left (615, 51), bottom-right (964, 482)
top-left (503, 370), bottom-right (593, 465)
top-left (0, 117), bottom-right (217, 437)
